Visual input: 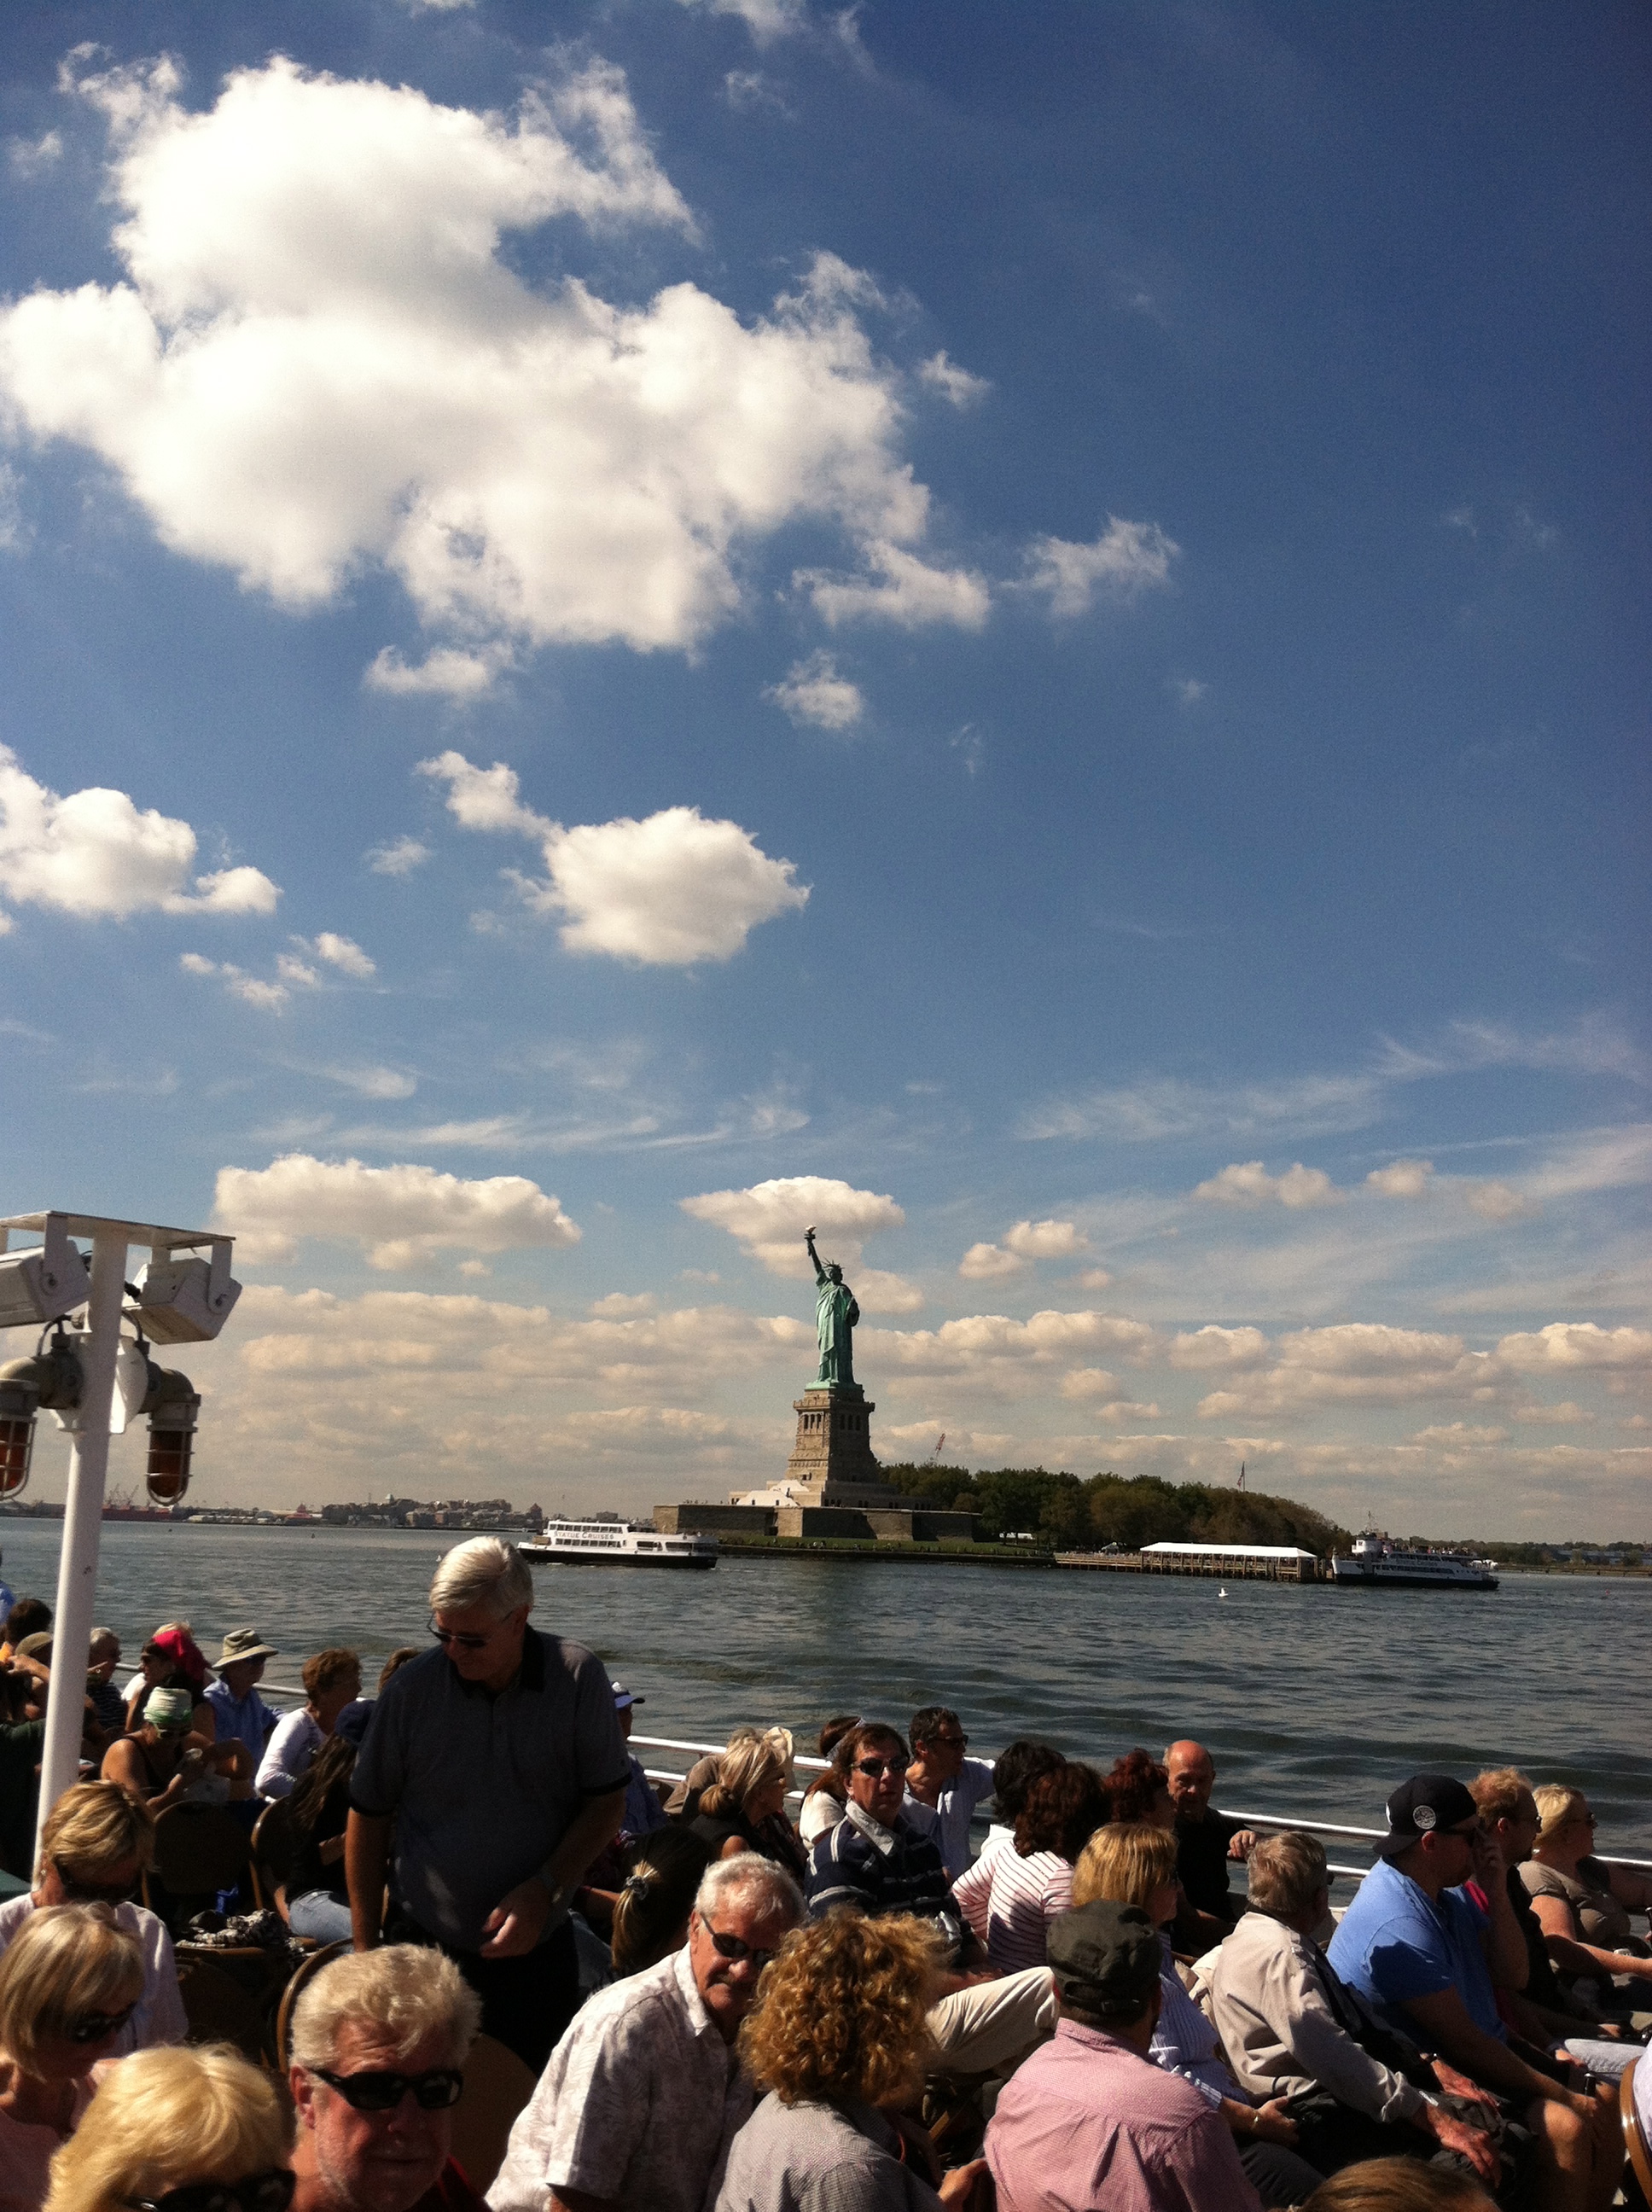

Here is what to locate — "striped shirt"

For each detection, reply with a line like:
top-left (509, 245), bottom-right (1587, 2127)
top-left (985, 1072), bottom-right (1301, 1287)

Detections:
top-left (805, 1799), bottom-right (955, 1924)
top-left (981, 1847), bottom-right (1073, 1973)
top-left (1150, 1934), bottom-right (1239, 2109)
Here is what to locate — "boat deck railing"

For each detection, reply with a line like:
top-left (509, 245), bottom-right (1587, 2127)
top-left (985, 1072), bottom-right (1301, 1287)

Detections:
top-left (116, 1675), bottom-right (1652, 1879)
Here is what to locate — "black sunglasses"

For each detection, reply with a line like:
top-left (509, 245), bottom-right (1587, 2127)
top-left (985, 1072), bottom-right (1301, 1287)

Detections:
top-left (67, 2001), bottom-right (137, 2044)
top-left (854, 1755), bottom-right (910, 1778)
top-left (123, 2171), bottom-right (295, 2212)
top-left (707, 1927), bottom-right (778, 1970)
top-left (312, 2067), bottom-right (464, 2112)
top-left (427, 1615), bottom-right (492, 1654)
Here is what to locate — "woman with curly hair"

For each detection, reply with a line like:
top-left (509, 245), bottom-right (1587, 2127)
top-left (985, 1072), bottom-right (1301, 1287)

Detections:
top-left (1102, 1748), bottom-right (1175, 1829)
top-left (979, 1762), bottom-right (1108, 1974)
top-left (717, 1912), bottom-right (986, 2212)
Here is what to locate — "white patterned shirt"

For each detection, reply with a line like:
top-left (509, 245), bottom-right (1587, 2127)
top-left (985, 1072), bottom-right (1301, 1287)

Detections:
top-left (487, 1943), bottom-right (748, 2212)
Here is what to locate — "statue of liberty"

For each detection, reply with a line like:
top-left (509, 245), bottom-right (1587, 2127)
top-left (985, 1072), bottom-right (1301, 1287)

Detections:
top-left (805, 1227), bottom-right (859, 1390)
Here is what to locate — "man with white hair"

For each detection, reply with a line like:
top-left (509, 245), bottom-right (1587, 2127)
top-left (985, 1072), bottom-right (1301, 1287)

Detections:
top-left (488, 1855), bottom-right (805, 2212)
top-left (347, 1538), bottom-right (631, 2070)
top-left (289, 1944), bottom-right (485, 2212)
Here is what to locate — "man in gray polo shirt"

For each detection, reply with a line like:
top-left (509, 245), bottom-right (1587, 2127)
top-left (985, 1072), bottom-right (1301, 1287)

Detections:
top-left (347, 1537), bottom-right (630, 2070)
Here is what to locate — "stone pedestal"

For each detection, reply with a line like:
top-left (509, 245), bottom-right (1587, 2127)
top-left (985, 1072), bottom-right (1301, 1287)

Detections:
top-left (784, 1385), bottom-right (883, 1496)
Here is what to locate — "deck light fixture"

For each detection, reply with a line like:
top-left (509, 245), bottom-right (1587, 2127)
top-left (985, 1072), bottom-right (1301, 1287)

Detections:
top-left (0, 1330), bottom-right (87, 1499)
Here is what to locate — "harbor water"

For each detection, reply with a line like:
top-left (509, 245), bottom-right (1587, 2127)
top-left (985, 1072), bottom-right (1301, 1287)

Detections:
top-left (3, 1522), bottom-right (1647, 1856)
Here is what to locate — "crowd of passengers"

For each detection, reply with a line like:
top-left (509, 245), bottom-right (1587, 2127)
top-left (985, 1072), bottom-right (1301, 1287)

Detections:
top-left (0, 1536), bottom-right (1649, 2212)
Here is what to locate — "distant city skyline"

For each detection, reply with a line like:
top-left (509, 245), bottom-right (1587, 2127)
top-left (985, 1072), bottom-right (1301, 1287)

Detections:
top-left (0, 1), bottom-right (1646, 1537)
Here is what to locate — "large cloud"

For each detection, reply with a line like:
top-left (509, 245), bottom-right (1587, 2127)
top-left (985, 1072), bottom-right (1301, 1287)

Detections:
top-left (420, 751), bottom-right (807, 963)
top-left (0, 744), bottom-right (278, 926)
top-left (680, 1175), bottom-right (904, 1274)
top-left (0, 55), bottom-right (981, 675)
top-left (214, 1153), bottom-right (582, 1269)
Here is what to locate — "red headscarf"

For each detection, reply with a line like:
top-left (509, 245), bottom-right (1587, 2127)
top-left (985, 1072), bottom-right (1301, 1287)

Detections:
top-left (147, 1624), bottom-right (211, 1691)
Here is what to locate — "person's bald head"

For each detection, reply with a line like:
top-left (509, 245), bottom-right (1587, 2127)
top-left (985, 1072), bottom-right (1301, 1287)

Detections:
top-left (1164, 1741), bottom-right (1217, 1818)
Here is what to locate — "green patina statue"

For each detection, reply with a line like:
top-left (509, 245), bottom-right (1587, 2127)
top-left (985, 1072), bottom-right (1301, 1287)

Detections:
top-left (805, 1226), bottom-right (859, 1390)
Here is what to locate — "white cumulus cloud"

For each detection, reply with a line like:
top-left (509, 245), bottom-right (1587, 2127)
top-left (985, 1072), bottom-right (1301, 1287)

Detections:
top-left (959, 1243), bottom-right (1023, 1282)
top-left (1367, 1159), bottom-right (1434, 1197)
top-left (1003, 1218), bottom-right (1088, 1258)
top-left (214, 1152), bottom-right (581, 1269)
top-left (764, 650), bottom-right (864, 729)
top-left (0, 744), bottom-right (279, 926)
top-left (680, 1174), bottom-right (904, 1274)
top-left (1192, 1160), bottom-right (1341, 1208)
top-left (365, 836), bottom-right (432, 877)
top-left (800, 541), bottom-right (992, 631)
top-left (1463, 1179), bottom-right (1533, 1223)
top-left (421, 750), bottom-right (807, 963)
top-left (0, 58), bottom-right (987, 677)
top-left (672, 0), bottom-right (809, 38)
top-left (1021, 516), bottom-right (1178, 616)
top-left (309, 932), bottom-right (376, 979)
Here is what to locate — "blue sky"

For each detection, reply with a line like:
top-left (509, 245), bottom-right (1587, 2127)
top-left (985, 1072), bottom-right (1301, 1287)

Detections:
top-left (0, 0), bottom-right (1646, 1535)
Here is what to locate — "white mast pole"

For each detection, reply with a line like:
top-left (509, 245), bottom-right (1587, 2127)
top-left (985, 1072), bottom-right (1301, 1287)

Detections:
top-left (33, 1228), bottom-right (127, 1865)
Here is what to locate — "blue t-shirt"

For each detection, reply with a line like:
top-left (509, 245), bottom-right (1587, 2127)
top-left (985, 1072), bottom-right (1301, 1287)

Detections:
top-left (205, 1680), bottom-right (276, 1752)
top-left (902, 1757), bottom-right (997, 1878)
top-left (1327, 1854), bottom-right (1504, 2042)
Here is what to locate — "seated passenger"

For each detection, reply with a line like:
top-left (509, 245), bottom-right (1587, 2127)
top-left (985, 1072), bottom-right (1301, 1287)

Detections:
top-left (275, 1703), bottom-right (375, 1945)
top-left (288, 1945), bottom-right (486, 2212)
top-left (803, 1722), bottom-right (955, 1930)
top-left (979, 1762), bottom-right (1108, 1974)
top-left (796, 1714), bottom-right (860, 1849)
top-left (1519, 1785), bottom-right (1652, 1997)
top-left (714, 1906), bottom-right (986, 2212)
top-left (986, 1899), bottom-right (1263, 2212)
top-left (82, 1635), bottom-right (125, 1752)
top-left (123, 1627), bottom-right (214, 1742)
top-left (0, 1903), bottom-right (144, 2212)
top-left (256, 1648), bottom-right (362, 1800)
top-left (1072, 1821), bottom-right (1323, 2208)
top-left (1166, 1738), bottom-right (1256, 1936)
top-left (664, 1724), bottom-right (762, 1820)
top-left (1209, 1829), bottom-right (1501, 2187)
top-left (491, 1855), bottom-right (804, 2212)
top-left (1103, 1748), bottom-right (1176, 1830)
top-left (0, 1657), bottom-right (49, 1878)
top-left (951, 1742), bottom-right (1067, 1946)
top-left (102, 1686), bottom-right (253, 1809)
top-left (0, 1783), bottom-right (185, 2054)
top-left (42, 2044), bottom-right (290, 2212)
top-left (606, 1829), bottom-right (715, 1977)
top-left (1468, 1771), bottom-right (1642, 2079)
top-left (0, 1601), bottom-right (50, 1667)
top-left (1327, 1774), bottom-right (1620, 2212)
top-left (690, 1736), bottom-right (806, 1879)
top-left (205, 1630), bottom-right (281, 1758)
top-left (611, 1681), bottom-right (669, 1844)
top-left (902, 1706), bottom-right (998, 1879)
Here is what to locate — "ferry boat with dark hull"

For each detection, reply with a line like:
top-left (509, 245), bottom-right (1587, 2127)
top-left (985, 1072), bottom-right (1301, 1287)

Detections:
top-left (1330, 1530), bottom-right (1498, 1591)
top-left (520, 1517), bottom-right (718, 1569)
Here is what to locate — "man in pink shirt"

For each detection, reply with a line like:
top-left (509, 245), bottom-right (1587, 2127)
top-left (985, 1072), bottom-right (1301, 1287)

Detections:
top-left (986, 1899), bottom-right (1263, 2212)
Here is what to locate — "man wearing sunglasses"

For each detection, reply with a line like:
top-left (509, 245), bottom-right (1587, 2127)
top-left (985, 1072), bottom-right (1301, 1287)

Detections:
top-left (806, 1721), bottom-right (958, 1930)
top-left (346, 1539), bottom-right (631, 2072)
top-left (1328, 1774), bottom-right (1622, 2212)
top-left (489, 1856), bottom-right (804, 2212)
top-left (290, 1945), bottom-right (485, 2212)
top-left (904, 1704), bottom-right (998, 1880)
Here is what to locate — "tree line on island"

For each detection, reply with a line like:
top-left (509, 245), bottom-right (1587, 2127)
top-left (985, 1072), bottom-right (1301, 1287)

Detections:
top-left (876, 1465), bottom-right (1352, 1554)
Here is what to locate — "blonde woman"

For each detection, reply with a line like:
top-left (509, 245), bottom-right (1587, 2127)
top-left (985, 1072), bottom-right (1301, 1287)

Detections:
top-left (717, 1912), bottom-right (985, 2212)
top-left (41, 2045), bottom-right (290, 2212)
top-left (690, 1733), bottom-right (806, 1878)
top-left (1071, 1823), bottom-right (1321, 2209)
top-left (0, 1784), bottom-right (184, 2056)
top-left (1520, 1785), bottom-right (1652, 1992)
top-left (0, 1905), bottom-right (144, 2212)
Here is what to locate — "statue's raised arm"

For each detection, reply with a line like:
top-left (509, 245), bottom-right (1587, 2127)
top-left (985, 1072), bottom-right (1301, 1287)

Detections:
top-left (805, 1225), bottom-right (827, 1285)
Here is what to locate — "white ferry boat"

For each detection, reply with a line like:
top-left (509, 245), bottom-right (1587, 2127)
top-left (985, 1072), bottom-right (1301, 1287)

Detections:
top-left (1330, 1530), bottom-right (1498, 1591)
top-left (520, 1517), bottom-right (718, 1569)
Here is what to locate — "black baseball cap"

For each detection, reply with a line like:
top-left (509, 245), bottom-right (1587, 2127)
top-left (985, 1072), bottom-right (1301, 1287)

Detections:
top-left (1047, 1900), bottom-right (1162, 2019)
top-left (1376, 1773), bottom-right (1479, 1860)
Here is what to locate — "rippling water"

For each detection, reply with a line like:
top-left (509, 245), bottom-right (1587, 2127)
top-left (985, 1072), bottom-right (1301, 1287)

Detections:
top-left (4, 1523), bottom-right (1648, 1856)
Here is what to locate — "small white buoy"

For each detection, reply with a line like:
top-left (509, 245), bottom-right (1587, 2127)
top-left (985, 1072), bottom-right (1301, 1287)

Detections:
top-left (1218, 1586), bottom-right (1227, 1598)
